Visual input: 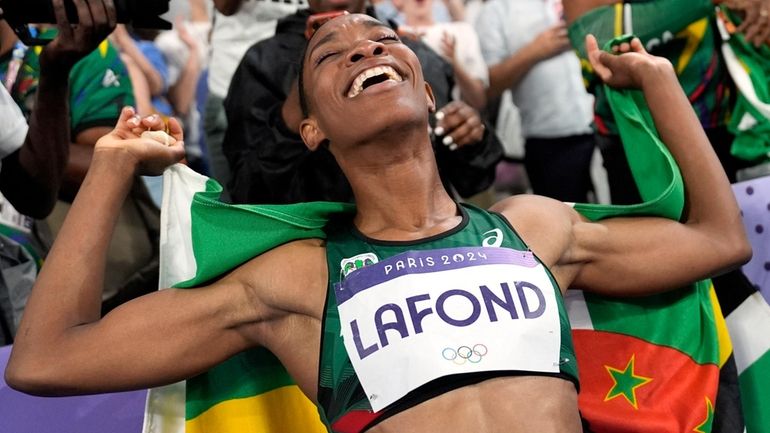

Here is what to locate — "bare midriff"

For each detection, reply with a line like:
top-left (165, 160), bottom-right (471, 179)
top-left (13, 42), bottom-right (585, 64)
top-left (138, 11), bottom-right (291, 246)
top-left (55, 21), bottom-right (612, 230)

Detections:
top-left (367, 375), bottom-right (582, 433)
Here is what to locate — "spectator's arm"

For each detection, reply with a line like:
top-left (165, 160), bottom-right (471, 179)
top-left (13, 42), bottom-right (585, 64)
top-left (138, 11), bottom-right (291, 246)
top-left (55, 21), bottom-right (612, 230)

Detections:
top-left (121, 53), bottom-right (155, 116)
top-left (439, 32), bottom-right (486, 110)
top-left (56, 127), bottom-right (114, 200)
top-left (486, 24), bottom-right (570, 101)
top-left (168, 23), bottom-right (202, 117)
top-left (189, 0), bottom-right (210, 22)
top-left (111, 25), bottom-right (165, 97)
top-left (0, 0), bottom-right (117, 217)
top-left (0, 66), bottom-right (71, 218)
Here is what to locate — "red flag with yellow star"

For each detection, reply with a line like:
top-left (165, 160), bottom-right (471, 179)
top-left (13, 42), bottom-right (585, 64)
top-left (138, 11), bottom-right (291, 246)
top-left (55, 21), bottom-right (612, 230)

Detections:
top-left (566, 280), bottom-right (729, 433)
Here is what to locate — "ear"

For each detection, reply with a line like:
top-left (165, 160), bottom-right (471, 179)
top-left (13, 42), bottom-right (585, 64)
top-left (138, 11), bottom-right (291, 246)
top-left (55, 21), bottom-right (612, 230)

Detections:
top-left (300, 117), bottom-right (327, 152)
top-left (424, 82), bottom-right (436, 113)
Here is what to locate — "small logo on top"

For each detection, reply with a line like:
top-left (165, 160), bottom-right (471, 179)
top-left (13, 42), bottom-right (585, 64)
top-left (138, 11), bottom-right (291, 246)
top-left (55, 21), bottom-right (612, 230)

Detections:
top-left (340, 253), bottom-right (379, 277)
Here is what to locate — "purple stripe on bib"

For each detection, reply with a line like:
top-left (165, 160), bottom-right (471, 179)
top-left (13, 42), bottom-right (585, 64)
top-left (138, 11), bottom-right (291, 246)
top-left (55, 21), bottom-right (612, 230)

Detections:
top-left (335, 247), bottom-right (537, 305)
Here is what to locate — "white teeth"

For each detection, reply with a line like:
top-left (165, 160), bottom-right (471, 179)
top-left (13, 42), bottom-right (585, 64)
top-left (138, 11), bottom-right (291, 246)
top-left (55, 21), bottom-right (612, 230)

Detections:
top-left (347, 65), bottom-right (404, 98)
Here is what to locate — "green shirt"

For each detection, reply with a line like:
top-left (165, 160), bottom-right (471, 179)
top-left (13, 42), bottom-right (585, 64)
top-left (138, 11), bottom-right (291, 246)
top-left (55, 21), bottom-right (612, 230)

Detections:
top-left (0, 29), bottom-right (134, 138)
top-left (318, 203), bottom-right (578, 432)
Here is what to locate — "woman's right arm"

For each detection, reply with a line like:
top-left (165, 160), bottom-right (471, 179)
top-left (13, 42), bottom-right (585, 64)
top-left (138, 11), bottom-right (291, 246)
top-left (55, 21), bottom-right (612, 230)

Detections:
top-left (5, 110), bottom-right (262, 396)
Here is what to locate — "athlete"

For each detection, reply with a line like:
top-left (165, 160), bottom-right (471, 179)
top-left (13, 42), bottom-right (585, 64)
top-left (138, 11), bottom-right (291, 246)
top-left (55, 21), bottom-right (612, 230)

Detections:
top-left (6, 14), bottom-right (750, 433)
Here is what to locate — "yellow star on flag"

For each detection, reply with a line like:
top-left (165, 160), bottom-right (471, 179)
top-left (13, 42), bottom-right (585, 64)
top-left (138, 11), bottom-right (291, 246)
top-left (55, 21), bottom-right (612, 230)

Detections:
top-left (604, 354), bottom-right (653, 409)
top-left (693, 397), bottom-right (714, 433)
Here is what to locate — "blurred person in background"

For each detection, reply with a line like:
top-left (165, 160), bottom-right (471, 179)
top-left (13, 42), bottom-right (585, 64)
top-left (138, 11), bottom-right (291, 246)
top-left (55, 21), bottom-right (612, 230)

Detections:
top-left (0, 0), bottom-right (119, 344)
top-left (395, 0), bottom-right (488, 111)
top-left (372, 0), bottom-right (465, 25)
top-left (476, 0), bottom-right (597, 203)
top-left (564, 0), bottom-right (767, 203)
top-left (205, 0), bottom-right (307, 201)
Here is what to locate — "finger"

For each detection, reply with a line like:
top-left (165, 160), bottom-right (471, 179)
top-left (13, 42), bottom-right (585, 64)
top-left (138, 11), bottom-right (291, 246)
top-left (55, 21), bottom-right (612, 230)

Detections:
top-left (436, 107), bottom-right (466, 134)
top-left (456, 123), bottom-right (485, 148)
top-left (74, 0), bottom-right (95, 43)
top-left (585, 34), bottom-right (612, 81)
top-left (89, 0), bottom-right (108, 27)
top-left (115, 106), bottom-right (137, 132)
top-left (744, 10), bottom-right (764, 42)
top-left (756, 20), bottom-right (770, 45)
top-left (52, 0), bottom-right (74, 38)
top-left (141, 114), bottom-right (165, 131)
top-left (103, 0), bottom-right (117, 30)
top-left (446, 118), bottom-right (477, 148)
top-left (630, 37), bottom-right (645, 53)
top-left (167, 117), bottom-right (184, 142)
top-left (118, 106), bottom-right (136, 123)
top-left (618, 42), bottom-right (630, 53)
top-left (750, 16), bottom-right (770, 45)
top-left (90, 1), bottom-right (113, 44)
top-left (738, 5), bottom-right (759, 34)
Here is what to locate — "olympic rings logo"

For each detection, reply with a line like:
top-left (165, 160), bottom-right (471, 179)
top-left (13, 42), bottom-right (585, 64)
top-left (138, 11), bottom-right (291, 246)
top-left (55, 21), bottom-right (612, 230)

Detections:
top-left (441, 344), bottom-right (488, 365)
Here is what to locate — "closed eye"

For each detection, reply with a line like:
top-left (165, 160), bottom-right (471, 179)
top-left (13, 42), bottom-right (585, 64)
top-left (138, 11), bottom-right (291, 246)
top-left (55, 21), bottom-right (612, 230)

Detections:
top-left (315, 51), bottom-right (338, 65)
top-left (377, 34), bottom-right (400, 43)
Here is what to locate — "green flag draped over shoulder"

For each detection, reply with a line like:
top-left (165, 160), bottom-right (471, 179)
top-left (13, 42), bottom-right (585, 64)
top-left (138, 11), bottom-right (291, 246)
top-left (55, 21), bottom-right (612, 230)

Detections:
top-left (144, 37), bottom-right (730, 433)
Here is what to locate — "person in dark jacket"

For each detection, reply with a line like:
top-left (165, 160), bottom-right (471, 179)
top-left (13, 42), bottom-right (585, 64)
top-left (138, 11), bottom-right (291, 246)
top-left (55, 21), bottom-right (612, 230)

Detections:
top-left (222, 0), bottom-right (503, 204)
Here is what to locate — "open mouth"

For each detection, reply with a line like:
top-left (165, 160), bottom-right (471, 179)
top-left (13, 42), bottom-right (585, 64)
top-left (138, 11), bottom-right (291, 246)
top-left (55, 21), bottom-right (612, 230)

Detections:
top-left (347, 65), bottom-right (404, 98)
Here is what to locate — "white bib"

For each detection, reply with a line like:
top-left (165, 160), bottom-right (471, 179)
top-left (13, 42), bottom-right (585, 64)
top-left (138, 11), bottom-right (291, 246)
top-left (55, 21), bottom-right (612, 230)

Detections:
top-left (335, 246), bottom-right (561, 411)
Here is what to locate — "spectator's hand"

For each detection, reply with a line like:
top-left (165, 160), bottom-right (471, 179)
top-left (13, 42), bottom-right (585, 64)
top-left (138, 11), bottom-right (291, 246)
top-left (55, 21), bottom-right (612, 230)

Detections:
top-left (440, 31), bottom-right (458, 65)
top-left (532, 23), bottom-right (571, 60)
top-left (95, 107), bottom-right (186, 176)
top-left (176, 18), bottom-right (199, 51)
top-left (40, 0), bottom-right (117, 71)
top-left (434, 101), bottom-right (485, 150)
top-left (585, 34), bottom-right (673, 89)
top-left (109, 23), bottom-right (132, 49)
top-left (734, 0), bottom-right (770, 46)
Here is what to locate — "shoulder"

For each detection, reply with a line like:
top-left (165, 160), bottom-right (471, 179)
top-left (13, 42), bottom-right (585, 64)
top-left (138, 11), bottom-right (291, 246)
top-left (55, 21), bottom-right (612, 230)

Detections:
top-left (236, 237), bottom-right (326, 276)
top-left (490, 195), bottom-right (582, 266)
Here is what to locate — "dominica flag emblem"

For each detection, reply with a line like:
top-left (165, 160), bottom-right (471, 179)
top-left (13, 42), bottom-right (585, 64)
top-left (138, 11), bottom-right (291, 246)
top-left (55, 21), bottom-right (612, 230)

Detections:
top-left (341, 253), bottom-right (379, 277)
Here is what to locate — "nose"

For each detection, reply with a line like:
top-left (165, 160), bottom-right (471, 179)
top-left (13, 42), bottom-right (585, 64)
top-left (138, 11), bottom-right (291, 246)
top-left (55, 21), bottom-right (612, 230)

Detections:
top-left (347, 40), bottom-right (387, 64)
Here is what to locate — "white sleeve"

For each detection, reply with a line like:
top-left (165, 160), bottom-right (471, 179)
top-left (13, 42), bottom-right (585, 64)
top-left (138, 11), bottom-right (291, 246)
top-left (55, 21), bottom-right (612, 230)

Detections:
top-left (455, 23), bottom-right (489, 87)
top-left (0, 86), bottom-right (28, 163)
top-left (474, 0), bottom-right (509, 66)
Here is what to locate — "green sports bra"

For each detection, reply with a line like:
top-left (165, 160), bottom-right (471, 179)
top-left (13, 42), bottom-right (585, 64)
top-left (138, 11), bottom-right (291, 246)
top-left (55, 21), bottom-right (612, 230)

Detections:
top-left (317, 203), bottom-right (578, 433)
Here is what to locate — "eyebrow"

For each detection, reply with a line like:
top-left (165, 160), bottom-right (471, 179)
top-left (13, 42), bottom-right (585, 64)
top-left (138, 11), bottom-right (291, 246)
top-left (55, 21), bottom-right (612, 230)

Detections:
top-left (308, 20), bottom-right (391, 61)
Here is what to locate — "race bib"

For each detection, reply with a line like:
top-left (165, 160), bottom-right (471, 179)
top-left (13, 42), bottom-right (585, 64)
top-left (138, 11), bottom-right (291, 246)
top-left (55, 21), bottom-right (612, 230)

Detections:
top-left (335, 247), bottom-right (561, 411)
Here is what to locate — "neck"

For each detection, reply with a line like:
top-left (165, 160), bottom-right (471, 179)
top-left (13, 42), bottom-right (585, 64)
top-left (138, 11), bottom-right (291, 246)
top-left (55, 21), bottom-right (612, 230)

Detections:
top-left (336, 127), bottom-right (459, 241)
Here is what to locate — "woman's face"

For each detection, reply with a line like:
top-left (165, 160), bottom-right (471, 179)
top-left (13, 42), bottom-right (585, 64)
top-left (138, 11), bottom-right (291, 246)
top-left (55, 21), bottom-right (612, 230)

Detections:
top-left (300, 14), bottom-right (434, 150)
